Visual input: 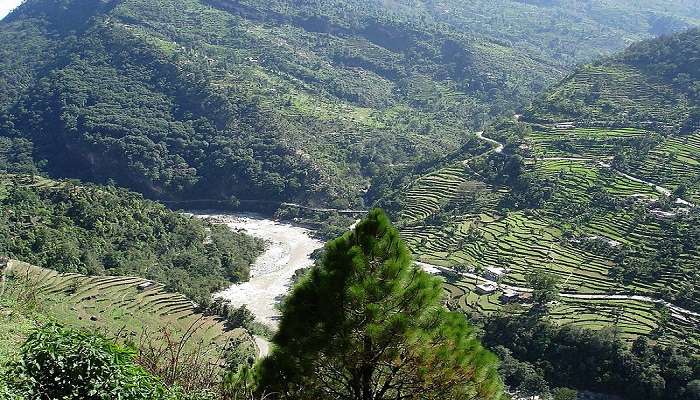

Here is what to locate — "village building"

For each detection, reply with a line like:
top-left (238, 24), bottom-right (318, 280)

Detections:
top-left (475, 283), bottom-right (498, 295)
top-left (585, 235), bottom-right (621, 247)
top-left (553, 122), bottom-right (576, 130)
top-left (137, 281), bottom-right (156, 291)
top-left (484, 266), bottom-right (507, 281)
top-left (650, 209), bottom-right (677, 219)
top-left (500, 290), bottom-right (520, 303)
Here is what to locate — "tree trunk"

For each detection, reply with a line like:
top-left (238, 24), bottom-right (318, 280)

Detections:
top-left (361, 335), bottom-right (374, 400)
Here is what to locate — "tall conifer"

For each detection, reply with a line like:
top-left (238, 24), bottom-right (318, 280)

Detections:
top-left (258, 209), bottom-right (503, 400)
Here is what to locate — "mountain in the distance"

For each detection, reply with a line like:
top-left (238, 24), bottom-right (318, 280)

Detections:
top-left (1, 0), bottom-right (699, 208)
top-left (528, 28), bottom-right (700, 133)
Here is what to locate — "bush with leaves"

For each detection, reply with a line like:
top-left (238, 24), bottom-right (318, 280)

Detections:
top-left (526, 270), bottom-right (560, 314)
top-left (2, 324), bottom-right (179, 400)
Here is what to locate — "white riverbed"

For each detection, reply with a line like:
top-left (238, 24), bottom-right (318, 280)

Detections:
top-left (194, 213), bottom-right (324, 327)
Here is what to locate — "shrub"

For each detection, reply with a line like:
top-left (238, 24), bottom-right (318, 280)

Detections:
top-left (2, 324), bottom-right (177, 400)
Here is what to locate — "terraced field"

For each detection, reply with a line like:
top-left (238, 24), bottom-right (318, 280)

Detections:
top-left (526, 126), bottom-right (652, 159)
top-left (396, 155), bottom-right (505, 225)
top-left (398, 164), bottom-right (473, 223)
top-left (550, 297), bottom-right (699, 345)
top-left (410, 211), bottom-right (619, 291)
top-left (523, 126), bottom-right (700, 203)
top-left (1, 260), bottom-right (256, 363)
top-left (400, 154), bottom-right (673, 291)
top-left (441, 274), bottom-right (700, 350)
top-left (531, 158), bottom-right (659, 199)
top-left (632, 132), bottom-right (700, 203)
top-left (403, 159), bottom-right (695, 291)
top-left (394, 113), bottom-right (700, 351)
top-left (529, 64), bottom-right (691, 126)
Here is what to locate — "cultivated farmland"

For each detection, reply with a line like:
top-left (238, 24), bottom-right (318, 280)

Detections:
top-left (392, 116), bottom-right (700, 350)
top-left (0, 260), bottom-right (257, 365)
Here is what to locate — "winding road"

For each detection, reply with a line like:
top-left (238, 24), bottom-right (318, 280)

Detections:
top-left (279, 203), bottom-right (367, 215)
top-left (597, 162), bottom-right (696, 207)
top-left (476, 130), bottom-right (504, 153)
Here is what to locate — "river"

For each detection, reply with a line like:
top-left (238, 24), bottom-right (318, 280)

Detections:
top-left (194, 213), bottom-right (324, 328)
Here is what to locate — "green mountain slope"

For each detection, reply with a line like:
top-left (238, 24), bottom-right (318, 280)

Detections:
top-left (384, 27), bottom-right (700, 380)
top-left (1, 0), bottom-right (699, 207)
top-left (0, 174), bottom-right (264, 304)
top-left (0, 261), bottom-right (260, 396)
top-left (529, 28), bottom-right (700, 132)
top-left (0, 260), bottom-right (257, 366)
top-left (420, 0), bottom-right (700, 65)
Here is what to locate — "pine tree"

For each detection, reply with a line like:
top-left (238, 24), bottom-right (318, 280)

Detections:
top-left (257, 209), bottom-right (504, 400)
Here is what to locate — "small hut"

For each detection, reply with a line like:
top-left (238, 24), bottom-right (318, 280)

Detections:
top-left (500, 290), bottom-right (520, 303)
top-left (475, 284), bottom-right (497, 295)
top-left (484, 266), bottom-right (507, 281)
top-left (137, 281), bottom-right (156, 292)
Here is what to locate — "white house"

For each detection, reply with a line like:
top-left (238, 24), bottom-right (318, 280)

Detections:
top-left (475, 284), bottom-right (498, 295)
top-left (500, 290), bottom-right (520, 303)
top-left (137, 281), bottom-right (156, 291)
top-left (484, 266), bottom-right (507, 281)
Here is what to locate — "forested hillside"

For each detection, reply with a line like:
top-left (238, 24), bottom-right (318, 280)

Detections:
top-left (1, 0), bottom-right (699, 208)
top-left (0, 174), bottom-right (264, 304)
top-left (384, 27), bottom-right (700, 399)
top-left (419, 0), bottom-right (700, 65)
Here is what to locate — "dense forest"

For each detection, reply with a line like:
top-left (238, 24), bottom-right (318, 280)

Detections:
top-left (1, 0), bottom-right (698, 207)
top-left (0, 174), bottom-right (264, 304)
top-left (484, 314), bottom-right (700, 400)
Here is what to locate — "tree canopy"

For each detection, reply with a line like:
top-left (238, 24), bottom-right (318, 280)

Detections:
top-left (257, 209), bottom-right (503, 400)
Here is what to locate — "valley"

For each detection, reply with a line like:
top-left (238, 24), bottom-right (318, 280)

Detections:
top-left (2, 1), bottom-right (700, 399)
